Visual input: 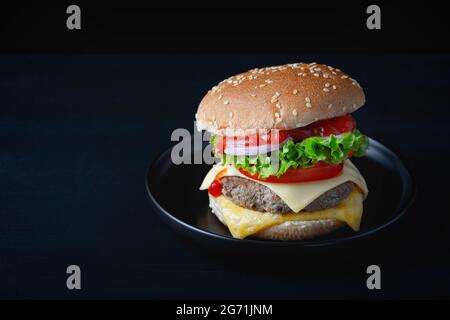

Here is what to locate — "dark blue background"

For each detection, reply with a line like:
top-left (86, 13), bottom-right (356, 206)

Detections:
top-left (1, 55), bottom-right (449, 299)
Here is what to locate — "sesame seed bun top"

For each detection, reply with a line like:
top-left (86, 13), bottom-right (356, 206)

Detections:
top-left (195, 63), bottom-right (365, 134)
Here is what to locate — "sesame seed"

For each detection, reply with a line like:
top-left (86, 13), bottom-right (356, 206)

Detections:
top-left (250, 93), bottom-right (257, 97)
top-left (314, 73), bottom-right (319, 77)
top-left (323, 88), bottom-right (330, 92)
top-left (305, 97), bottom-right (311, 103)
top-left (341, 75), bottom-right (348, 79)
top-left (352, 82), bottom-right (356, 86)
top-left (323, 73), bottom-right (329, 78)
top-left (275, 112), bottom-right (281, 118)
top-left (271, 93), bottom-right (280, 103)
top-left (218, 94), bottom-right (223, 100)
top-left (276, 103), bottom-right (282, 109)
top-left (293, 89), bottom-right (298, 95)
top-left (328, 104), bottom-right (333, 109)
top-left (325, 82), bottom-right (330, 87)
top-left (306, 102), bottom-right (312, 108)
top-left (229, 112), bottom-right (233, 118)
top-left (224, 100), bottom-right (230, 105)
top-left (258, 84), bottom-right (267, 88)
top-left (332, 85), bottom-right (337, 90)
top-left (292, 109), bottom-right (298, 116)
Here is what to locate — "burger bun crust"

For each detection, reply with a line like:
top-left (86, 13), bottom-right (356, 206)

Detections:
top-left (196, 63), bottom-right (365, 134)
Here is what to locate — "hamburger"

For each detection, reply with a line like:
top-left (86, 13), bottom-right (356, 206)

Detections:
top-left (196, 63), bottom-right (369, 240)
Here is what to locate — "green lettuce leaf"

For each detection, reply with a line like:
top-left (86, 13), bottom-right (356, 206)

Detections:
top-left (220, 130), bottom-right (369, 178)
top-left (209, 134), bottom-right (218, 145)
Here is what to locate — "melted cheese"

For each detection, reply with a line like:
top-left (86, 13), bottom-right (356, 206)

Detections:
top-left (200, 160), bottom-right (368, 213)
top-left (215, 189), bottom-right (364, 239)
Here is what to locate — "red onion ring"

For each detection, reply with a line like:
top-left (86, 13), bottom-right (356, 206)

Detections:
top-left (224, 138), bottom-right (291, 156)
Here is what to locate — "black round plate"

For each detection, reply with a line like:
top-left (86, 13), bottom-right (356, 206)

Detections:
top-left (146, 139), bottom-right (415, 248)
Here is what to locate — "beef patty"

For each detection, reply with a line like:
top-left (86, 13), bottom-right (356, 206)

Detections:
top-left (221, 177), bottom-right (353, 214)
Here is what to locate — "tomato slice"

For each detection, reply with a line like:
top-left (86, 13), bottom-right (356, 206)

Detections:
top-left (238, 162), bottom-right (344, 183)
top-left (285, 114), bottom-right (356, 140)
top-left (215, 115), bottom-right (356, 154)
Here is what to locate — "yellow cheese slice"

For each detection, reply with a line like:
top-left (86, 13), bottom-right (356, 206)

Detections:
top-left (200, 160), bottom-right (368, 213)
top-left (215, 189), bottom-right (364, 239)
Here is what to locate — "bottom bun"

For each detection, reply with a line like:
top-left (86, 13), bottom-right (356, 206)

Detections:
top-left (209, 195), bottom-right (344, 241)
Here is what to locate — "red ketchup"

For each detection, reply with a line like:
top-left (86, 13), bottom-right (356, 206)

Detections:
top-left (207, 168), bottom-right (227, 197)
top-left (208, 180), bottom-right (223, 197)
